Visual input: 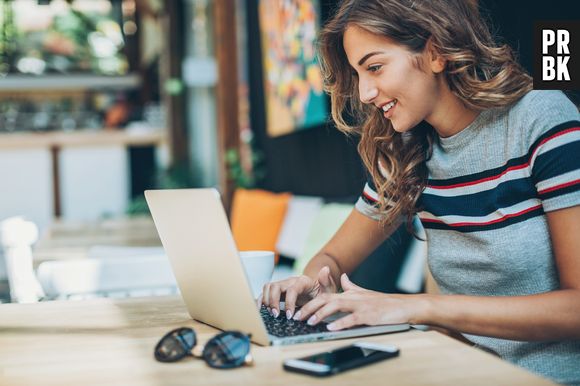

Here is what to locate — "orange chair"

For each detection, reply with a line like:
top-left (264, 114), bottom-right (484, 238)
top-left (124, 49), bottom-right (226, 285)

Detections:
top-left (230, 189), bottom-right (291, 263)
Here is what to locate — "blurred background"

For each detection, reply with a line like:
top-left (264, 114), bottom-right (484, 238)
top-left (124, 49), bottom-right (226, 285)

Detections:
top-left (0, 0), bottom-right (578, 303)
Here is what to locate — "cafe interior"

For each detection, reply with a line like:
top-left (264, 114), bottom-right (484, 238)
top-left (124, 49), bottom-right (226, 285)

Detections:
top-left (0, 0), bottom-right (578, 385)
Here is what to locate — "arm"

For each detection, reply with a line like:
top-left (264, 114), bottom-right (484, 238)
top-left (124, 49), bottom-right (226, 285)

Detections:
top-left (262, 208), bottom-right (399, 319)
top-left (420, 205), bottom-right (580, 341)
top-left (300, 206), bottom-right (580, 341)
top-left (303, 208), bottom-right (401, 287)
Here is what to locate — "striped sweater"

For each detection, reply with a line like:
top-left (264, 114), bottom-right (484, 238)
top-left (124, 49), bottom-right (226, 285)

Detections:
top-left (355, 90), bottom-right (580, 385)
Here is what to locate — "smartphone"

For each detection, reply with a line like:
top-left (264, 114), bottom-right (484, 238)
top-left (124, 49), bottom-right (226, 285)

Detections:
top-left (283, 342), bottom-right (400, 377)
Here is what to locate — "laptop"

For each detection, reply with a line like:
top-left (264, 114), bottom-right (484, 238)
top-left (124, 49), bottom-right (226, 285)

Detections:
top-left (144, 188), bottom-right (409, 346)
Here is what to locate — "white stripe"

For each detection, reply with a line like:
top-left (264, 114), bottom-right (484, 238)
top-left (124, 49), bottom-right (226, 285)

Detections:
top-left (425, 129), bottom-right (580, 198)
top-left (536, 169), bottom-right (580, 193)
top-left (425, 167), bottom-right (530, 197)
top-left (363, 183), bottom-right (379, 201)
top-left (355, 197), bottom-right (382, 221)
top-left (418, 198), bottom-right (542, 225)
top-left (530, 129), bottom-right (580, 169)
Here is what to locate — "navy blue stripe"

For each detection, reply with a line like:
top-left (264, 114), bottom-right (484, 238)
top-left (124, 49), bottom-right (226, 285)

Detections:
top-left (427, 120), bottom-right (579, 187)
top-left (361, 194), bottom-right (378, 206)
top-left (427, 154), bottom-right (528, 187)
top-left (419, 178), bottom-right (538, 217)
top-left (421, 206), bottom-right (545, 233)
top-left (539, 181), bottom-right (580, 201)
top-left (531, 141), bottom-right (580, 183)
top-left (527, 120), bottom-right (579, 158)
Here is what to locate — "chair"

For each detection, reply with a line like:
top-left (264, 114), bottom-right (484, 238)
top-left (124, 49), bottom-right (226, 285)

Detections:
top-left (230, 189), bottom-right (291, 263)
top-left (1, 217), bottom-right (45, 303)
top-left (275, 195), bottom-right (324, 259)
top-left (36, 249), bottom-right (178, 300)
top-left (292, 203), bottom-right (422, 294)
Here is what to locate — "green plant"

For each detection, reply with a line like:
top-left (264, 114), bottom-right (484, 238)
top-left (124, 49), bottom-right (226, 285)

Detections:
top-left (126, 163), bottom-right (196, 216)
top-left (225, 144), bottom-right (266, 189)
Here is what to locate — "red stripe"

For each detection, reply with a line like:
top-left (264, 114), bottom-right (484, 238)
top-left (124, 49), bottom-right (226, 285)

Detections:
top-left (530, 127), bottom-right (580, 162)
top-left (538, 178), bottom-right (580, 195)
top-left (419, 204), bottom-right (543, 227)
top-left (427, 127), bottom-right (580, 191)
top-left (362, 190), bottom-right (378, 203)
top-left (428, 163), bottom-right (529, 190)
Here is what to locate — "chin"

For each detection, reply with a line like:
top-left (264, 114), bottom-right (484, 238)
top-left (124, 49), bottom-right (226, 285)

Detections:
top-left (390, 120), bottom-right (412, 134)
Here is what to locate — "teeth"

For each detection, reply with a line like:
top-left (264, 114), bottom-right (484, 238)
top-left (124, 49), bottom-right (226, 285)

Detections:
top-left (382, 100), bottom-right (397, 112)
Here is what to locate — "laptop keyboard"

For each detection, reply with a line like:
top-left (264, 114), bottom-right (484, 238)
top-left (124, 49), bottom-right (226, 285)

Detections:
top-left (260, 305), bottom-right (329, 337)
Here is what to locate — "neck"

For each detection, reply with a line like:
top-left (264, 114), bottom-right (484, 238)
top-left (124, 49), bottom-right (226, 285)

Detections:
top-left (427, 80), bottom-right (479, 138)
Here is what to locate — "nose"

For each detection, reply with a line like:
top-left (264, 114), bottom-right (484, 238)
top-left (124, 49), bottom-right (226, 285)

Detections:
top-left (358, 77), bottom-right (378, 104)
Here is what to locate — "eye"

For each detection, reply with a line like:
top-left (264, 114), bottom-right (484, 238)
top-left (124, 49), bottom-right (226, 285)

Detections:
top-left (367, 64), bottom-right (383, 73)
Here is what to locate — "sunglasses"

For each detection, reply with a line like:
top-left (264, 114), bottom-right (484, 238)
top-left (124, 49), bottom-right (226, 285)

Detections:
top-left (154, 327), bottom-right (253, 369)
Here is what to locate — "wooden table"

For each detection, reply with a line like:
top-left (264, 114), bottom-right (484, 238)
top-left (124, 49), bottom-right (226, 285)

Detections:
top-left (0, 296), bottom-right (555, 386)
top-left (33, 216), bottom-right (162, 265)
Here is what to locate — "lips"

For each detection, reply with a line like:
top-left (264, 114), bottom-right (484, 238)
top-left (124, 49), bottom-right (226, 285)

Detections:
top-left (379, 99), bottom-right (398, 118)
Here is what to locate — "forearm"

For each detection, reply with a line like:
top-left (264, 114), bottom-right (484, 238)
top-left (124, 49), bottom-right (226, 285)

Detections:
top-left (303, 252), bottom-right (343, 284)
top-left (416, 289), bottom-right (580, 341)
top-left (302, 210), bottom-right (397, 284)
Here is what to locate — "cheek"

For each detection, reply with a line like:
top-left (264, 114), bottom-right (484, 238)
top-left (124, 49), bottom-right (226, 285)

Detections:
top-left (401, 72), bottom-right (438, 113)
top-left (391, 77), bottom-right (436, 132)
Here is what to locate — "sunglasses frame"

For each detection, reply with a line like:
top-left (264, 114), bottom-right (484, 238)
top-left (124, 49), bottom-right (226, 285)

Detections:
top-left (154, 327), bottom-right (252, 369)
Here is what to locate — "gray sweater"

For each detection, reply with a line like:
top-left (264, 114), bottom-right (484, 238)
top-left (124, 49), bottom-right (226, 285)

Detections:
top-left (356, 90), bottom-right (580, 385)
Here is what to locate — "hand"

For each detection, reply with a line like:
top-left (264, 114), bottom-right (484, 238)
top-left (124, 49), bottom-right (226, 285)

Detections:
top-left (295, 273), bottom-right (418, 331)
top-left (259, 266), bottom-right (338, 319)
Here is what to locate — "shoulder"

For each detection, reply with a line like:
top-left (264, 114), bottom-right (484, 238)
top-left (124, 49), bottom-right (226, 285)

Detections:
top-left (511, 89), bottom-right (578, 113)
top-left (508, 90), bottom-right (579, 148)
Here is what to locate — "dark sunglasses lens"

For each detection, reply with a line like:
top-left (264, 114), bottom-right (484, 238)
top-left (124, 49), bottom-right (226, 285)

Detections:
top-left (154, 328), bottom-right (196, 362)
top-left (202, 331), bottom-right (250, 369)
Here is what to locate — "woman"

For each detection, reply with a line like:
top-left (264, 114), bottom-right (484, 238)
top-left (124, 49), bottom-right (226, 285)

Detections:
top-left (260, 0), bottom-right (580, 384)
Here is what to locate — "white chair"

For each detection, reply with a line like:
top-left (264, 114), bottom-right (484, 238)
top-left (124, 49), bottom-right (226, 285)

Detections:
top-left (396, 216), bottom-right (428, 293)
top-left (1, 217), bottom-right (45, 303)
top-left (37, 252), bottom-right (178, 300)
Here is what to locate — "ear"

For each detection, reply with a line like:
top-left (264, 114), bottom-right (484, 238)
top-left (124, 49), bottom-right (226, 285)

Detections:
top-left (426, 38), bottom-right (446, 74)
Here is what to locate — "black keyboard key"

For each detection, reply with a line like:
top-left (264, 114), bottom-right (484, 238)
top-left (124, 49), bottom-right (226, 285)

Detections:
top-left (260, 305), bottom-right (329, 337)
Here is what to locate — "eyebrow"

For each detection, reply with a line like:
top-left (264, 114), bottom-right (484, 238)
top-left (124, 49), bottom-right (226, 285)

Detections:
top-left (357, 51), bottom-right (385, 66)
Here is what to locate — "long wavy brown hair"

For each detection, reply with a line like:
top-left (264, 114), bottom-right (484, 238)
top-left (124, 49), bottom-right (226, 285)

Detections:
top-left (318, 0), bottom-right (533, 228)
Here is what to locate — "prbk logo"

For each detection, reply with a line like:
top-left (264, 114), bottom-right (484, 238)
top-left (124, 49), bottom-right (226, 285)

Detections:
top-left (534, 21), bottom-right (580, 90)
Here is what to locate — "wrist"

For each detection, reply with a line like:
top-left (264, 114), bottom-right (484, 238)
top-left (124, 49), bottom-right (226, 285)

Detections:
top-left (409, 294), bottom-right (437, 325)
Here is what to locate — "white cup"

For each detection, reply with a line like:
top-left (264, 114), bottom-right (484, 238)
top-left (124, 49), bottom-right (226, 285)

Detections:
top-left (240, 250), bottom-right (275, 299)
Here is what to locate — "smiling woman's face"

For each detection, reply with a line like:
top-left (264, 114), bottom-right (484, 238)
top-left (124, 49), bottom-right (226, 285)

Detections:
top-left (343, 25), bottom-right (444, 133)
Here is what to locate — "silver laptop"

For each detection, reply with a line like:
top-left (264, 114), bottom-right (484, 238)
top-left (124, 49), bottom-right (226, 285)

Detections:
top-left (144, 188), bottom-right (409, 346)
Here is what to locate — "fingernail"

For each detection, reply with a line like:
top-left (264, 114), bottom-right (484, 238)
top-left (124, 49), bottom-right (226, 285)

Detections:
top-left (307, 315), bottom-right (317, 325)
top-left (286, 310), bottom-right (293, 319)
top-left (293, 310), bottom-right (302, 321)
top-left (327, 322), bottom-right (336, 331)
top-left (272, 308), bottom-right (279, 318)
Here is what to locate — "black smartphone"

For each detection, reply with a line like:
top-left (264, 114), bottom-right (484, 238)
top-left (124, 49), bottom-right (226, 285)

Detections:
top-left (283, 342), bottom-right (400, 377)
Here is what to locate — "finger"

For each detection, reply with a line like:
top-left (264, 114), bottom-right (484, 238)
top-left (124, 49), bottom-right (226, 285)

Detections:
top-left (284, 276), bottom-right (312, 318)
top-left (262, 283), bottom-right (271, 310)
top-left (317, 266), bottom-right (334, 293)
top-left (327, 313), bottom-right (359, 331)
top-left (268, 284), bottom-right (283, 318)
top-left (293, 293), bottom-right (332, 322)
top-left (306, 300), bottom-right (344, 327)
top-left (256, 293), bottom-right (263, 309)
top-left (284, 286), bottom-right (300, 319)
top-left (340, 273), bottom-right (362, 291)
